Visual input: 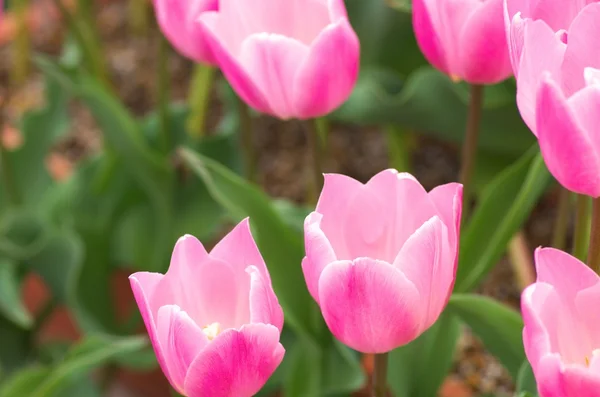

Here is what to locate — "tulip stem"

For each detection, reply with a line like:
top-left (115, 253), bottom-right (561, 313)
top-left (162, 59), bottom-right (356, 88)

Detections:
top-left (157, 34), bottom-right (171, 152)
top-left (239, 102), bottom-right (257, 183)
top-left (186, 64), bottom-right (216, 138)
top-left (573, 195), bottom-right (592, 262)
top-left (305, 119), bottom-right (324, 205)
top-left (552, 187), bottom-right (571, 250)
top-left (459, 84), bottom-right (484, 224)
top-left (373, 352), bottom-right (388, 397)
top-left (587, 198), bottom-right (600, 273)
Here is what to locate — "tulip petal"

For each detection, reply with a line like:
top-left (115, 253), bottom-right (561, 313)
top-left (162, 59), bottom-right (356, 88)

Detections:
top-left (560, 3), bottom-right (600, 96)
top-left (536, 76), bottom-right (600, 196)
top-left (458, 0), bottom-right (512, 84)
top-left (198, 13), bottom-right (273, 115)
top-left (517, 20), bottom-right (566, 133)
top-left (428, 182), bottom-right (462, 248)
top-left (156, 305), bottom-right (209, 392)
top-left (316, 173), bottom-right (363, 258)
top-left (393, 216), bottom-right (453, 329)
top-left (293, 19), bottom-right (360, 119)
top-left (248, 265), bottom-right (284, 331)
top-left (570, 82), bottom-right (600, 155)
top-left (412, 0), bottom-right (449, 75)
top-left (302, 212), bottom-right (336, 302)
top-left (536, 248), bottom-right (599, 298)
top-left (184, 324), bottom-right (285, 397)
top-left (318, 258), bottom-right (421, 353)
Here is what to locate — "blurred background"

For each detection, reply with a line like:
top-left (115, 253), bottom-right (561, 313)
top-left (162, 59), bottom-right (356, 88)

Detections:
top-left (0, 0), bottom-right (559, 396)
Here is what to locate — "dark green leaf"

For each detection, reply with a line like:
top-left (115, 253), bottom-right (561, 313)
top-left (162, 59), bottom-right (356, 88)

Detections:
top-left (447, 294), bottom-right (525, 380)
top-left (0, 317), bottom-right (31, 376)
top-left (0, 259), bottom-right (32, 329)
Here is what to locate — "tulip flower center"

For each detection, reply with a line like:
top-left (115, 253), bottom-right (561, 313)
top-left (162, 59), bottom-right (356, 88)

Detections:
top-left (585, 356), bottom-right (590, 367)
top-left (202, 322), bottom-right (221, 340)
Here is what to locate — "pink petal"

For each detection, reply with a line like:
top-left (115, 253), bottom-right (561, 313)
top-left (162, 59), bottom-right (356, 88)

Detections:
top-left (458, 0), bottom-right (512, 84)
top-left (530, 0), bottom-right (593, 31)
top-left (239, 33), bottom-right (309, 119)
top-left (153, 0), bottom-right (217, 64)
top-left (428, 182), bottom-right (463, 249)
top-left (155, 305), bottom-right (209, 392)
top-left (570, 80), bottom-right (600, 159)
top-left (129, 273), bottom-right (172, 384)
top-left (198, 13), bottom-right (273, 115)
top-left (165, 235), bottom-right (209, 287)
top-left (293, 19), bottom-right (360, 119)
top-left (393, 216), bottom-right (454, 330)
top-left (315, 173), bottom-right (364, 259)
top-left (558, 364), bottom-right (600, 397)
top-left (516, 20), bottom-right (566, 133)
top-left (184, 324), bottom-right (285, 397)
top-left (560, 3), bottom-right (600, 96)
top-left (302, 212), bottom-right (337, 303)
top-left (318, 258), bottom-right (421, 353)
top-left (536, 76), bottom-right (600, 197)
top-left (413, 0), bottom-right (449, 75)
top-left (505, 11), bottom-right (527, 78)
top-left (522, 282), bottom-right (556, 370)
top-left (248, 265), bottom-right (284, 331)
top-left (575, 282), bottom-right (600, 359)
top-left (534, 353), bottom-right (567, 397)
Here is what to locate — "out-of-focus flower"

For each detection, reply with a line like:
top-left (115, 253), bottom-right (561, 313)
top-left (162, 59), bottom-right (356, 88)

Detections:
top-left (129, 219), bottom-right (284, 397)
top-left (302, 170), bottom-right (462, 353)
top-left (197, 0), bottom-right (360, 119)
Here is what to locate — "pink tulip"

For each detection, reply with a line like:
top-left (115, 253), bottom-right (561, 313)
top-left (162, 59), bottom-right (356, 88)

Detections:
top-left (522, 248), bottom-right (600, 397)
top-left (413, 0), bottom-right (512, 84)
top-left (507, 3), bottom-right (600, 196)
top-left (302, 170), bottom-right (462, 353)
top-left (197, 0), bottom-right (360, 120)
top-left (129, 219), bottom-right (284, 397)
top-left (153, 0), bottom-right (218, 64)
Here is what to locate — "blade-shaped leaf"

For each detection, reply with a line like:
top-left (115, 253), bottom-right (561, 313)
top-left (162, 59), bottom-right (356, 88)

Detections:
top-left (0, 259), bottom-right (32, 329)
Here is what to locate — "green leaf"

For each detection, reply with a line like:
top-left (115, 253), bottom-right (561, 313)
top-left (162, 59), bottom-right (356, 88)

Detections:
top-left (0, 259), bottom-right (32, 329)
top-left (456, 147), bottom-right (551, 292)
top-left (0, 317), bottom-right (31, 376)
top-left (447, 294), bottom-right (525, 380)
top-left (0, 367), bottom-right (50, 397)
top-left (388, 311), bottom-right (461, 397)
top-left (516, 361), bottom-right (538, 396)
top-left (180, 148), bottom-right (319, 339)
top-left (284, 338), bottom-right (322, 397)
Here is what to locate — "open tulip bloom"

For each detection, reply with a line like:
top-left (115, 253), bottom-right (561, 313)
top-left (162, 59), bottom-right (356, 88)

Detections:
top-left (506, 1), bottom-right (600, 197)
top-left (302, 170), bottom-right (462, 353)
top-left (129, 219), bottom-right (284, 397)
top-left (522, 248), bottom-right (600, 397)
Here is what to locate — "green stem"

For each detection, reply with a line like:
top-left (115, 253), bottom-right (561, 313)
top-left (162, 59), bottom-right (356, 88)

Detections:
top-left (386, 126), bottom-right (415, 172)
top-left (552, 187), bottom-right (571, 250)
top-left (186, 65), bottom-right (216, 138)
top-left (0, 101), bottom-right (21, 206)
top-left (587, 198), bottom-right (600, 273)
top-left (373, 353), bottom-right (388, 397)
top-left (11, 0), bottom-right (30, 85)
top-left (239, 102), bottom-right (257, 183)
top-left (459, 84), bottom-right (484, 224)
top-left (573, 194), bottom-right (592, 262)
top-left (305, 119), bottom-right (324, 205)
top-left (157, 35), bottom-right (170, 151)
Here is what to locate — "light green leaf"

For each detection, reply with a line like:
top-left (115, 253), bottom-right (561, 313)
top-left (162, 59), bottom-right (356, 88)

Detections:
top-left (516, 361), bottom-right (538, 396)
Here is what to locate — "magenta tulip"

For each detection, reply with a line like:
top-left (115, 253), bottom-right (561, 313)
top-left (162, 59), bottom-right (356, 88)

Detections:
top-left (522, 248), bottom-right (600, 397)
top-left (507, 3), bottom-right (600, 196)
top-left (153, 0), bottom-right (218, 64)
top-left (302, 170), bottom-right (462, 353)
top-left (413, 0), bottom-right (512, 84)
top-left (129, 219), bottom-right (284, 397)
top-left (197, 0), bottom-right (360, 120)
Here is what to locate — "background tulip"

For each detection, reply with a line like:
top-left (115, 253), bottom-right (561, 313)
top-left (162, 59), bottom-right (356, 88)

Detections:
top-left (153, 0), bottom-right (218, 64)
top-left (522, 248), bottom-right (600, 397)
top-left (302, 170), bottom-right (462, 353)
top-left (129, 219), bottom-right (284, 397)
top-left (412, 0), bottom-right (512, 84)
top-left (196, 0), bottom-right (359, 120)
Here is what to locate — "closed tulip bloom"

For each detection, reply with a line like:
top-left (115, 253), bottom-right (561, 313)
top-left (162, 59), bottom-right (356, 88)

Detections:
top-left (413, 0), bottom-right (512, 84)
top-left (129, 219), bottom-right (284, 397)
top-left (197, 0), bottom-right (360, 120)
top-left (522, 248), bottom-right (600, 397)
top-left (154, 0), bottom-right (218, 64)
top-left (507, 3), bottom-right (600, 196)
top-left (302, 170), bottom-right (462, 353)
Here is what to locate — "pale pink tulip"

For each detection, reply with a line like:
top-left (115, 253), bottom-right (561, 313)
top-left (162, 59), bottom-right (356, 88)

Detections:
top-left (154, 0), bottom-right (218, 64)
top-left (522, 248), bottom-right (600, 397)
top-left (197, 0), bottom-right (360, 120)
top-left (507, 3), bottom-right (600, 196)
top-left (129, 219), bottom-right (284, 397)
top-left (302, 170), bottom-right (462, 353)
top-left (413, 0), bottom-right (512, 84)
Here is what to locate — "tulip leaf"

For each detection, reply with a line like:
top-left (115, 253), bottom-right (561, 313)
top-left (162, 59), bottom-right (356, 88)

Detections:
top-left (0, 259), bottom-right (32, 329)
top-left (180, 148), bottom-right (321, 340)
top-left (456, 146), bottom-right (551, 292)
top-left (0, 316), bottom-right (31, 376)
top-left (447, 294), bottom-right (525, 380)
top-left (516, 361), bottom-right (538, 396)
top-left (387, 311), bottom-right (461, 397)
top-left (0, 367), bottom-right (50, 397)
